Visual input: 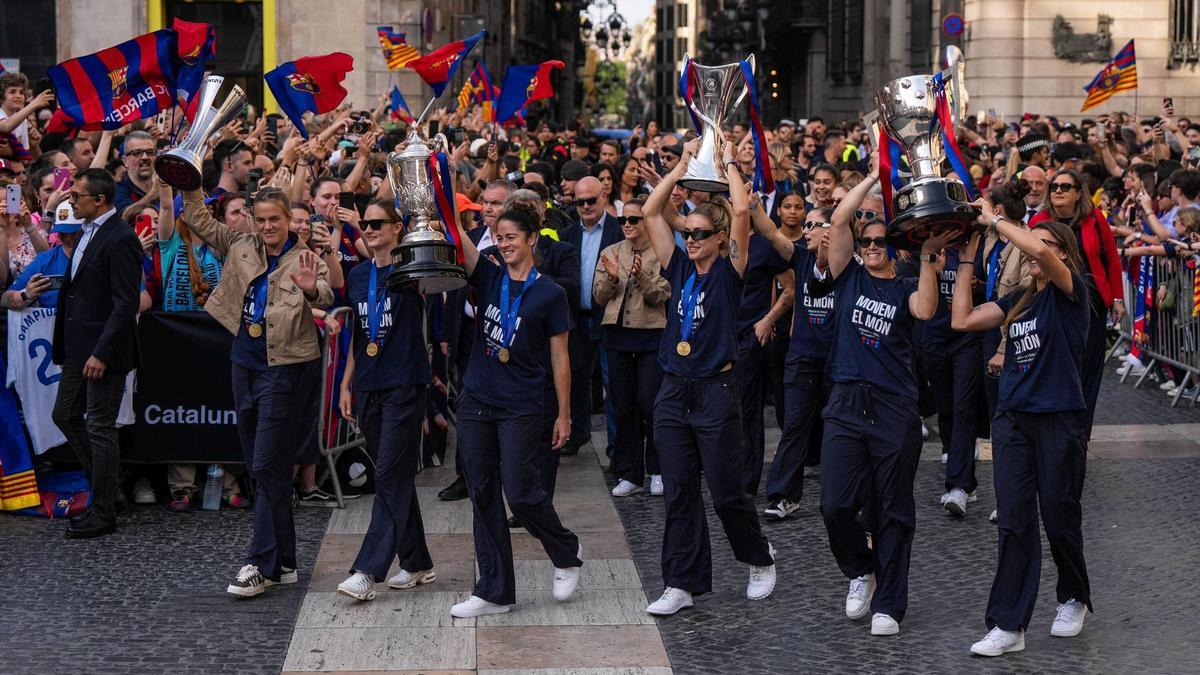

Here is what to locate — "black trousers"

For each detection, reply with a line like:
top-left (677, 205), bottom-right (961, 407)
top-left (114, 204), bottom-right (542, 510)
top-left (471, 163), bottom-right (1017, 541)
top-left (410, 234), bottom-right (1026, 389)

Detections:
top-left (446, 315), bottom-right (475, 479)
top-left (733, 330), bottom-right (768, 496)
top-left (568, 314), bottom-right (603, 447)
top-left (607, 349), bottom-right (663, 485)
top-left (820, 383), bottom-right (921, 622)
top-left (1079, 307), bottom-right (1106, 440)
top-left (986, 409), bottom-right (1092, 631)
top-left (924, 338), bottom-right (983, 494)
top-left (764, 355), bottom-right (827, 502)
top-left (536, 388), bottom-right (563, 500)
top-left (654, 371), bottom-right (773, 594)
top-left (232, 363), bottom-right (308, 582)
top-left (52, 365), bottom-right (127, 520)
top-left (765, 335), bottom-right (789, 431)
top-left (457, 391), bottom-right (581, 605)
top-left (351, 385), bottom-right (433, 580)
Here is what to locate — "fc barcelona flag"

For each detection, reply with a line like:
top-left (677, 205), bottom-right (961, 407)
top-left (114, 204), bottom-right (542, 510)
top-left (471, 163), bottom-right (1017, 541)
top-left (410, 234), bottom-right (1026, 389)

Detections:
top-left (495, 60), bottom-right (565, 124)
top-left (407, 30), bottom-right (486, 97)
top-left (1081, 40), bottom-right (1137, 112)
top-left (377, 27), bottom-right (421, 71)
top-left (48, 30), bottom-right (179, 130)
top-left (171, 18), bottom-right (217, 112)
top-left (264, 52), bottom-right (354, 139)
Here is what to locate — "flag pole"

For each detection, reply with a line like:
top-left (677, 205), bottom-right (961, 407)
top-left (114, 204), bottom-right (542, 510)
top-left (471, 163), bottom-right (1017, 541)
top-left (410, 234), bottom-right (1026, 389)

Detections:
top-left (414, 94), bottom-right (440, 130)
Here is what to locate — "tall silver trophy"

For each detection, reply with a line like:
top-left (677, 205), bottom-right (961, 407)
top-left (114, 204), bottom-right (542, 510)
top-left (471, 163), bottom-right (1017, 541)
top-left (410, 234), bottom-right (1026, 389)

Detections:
top-left (155, 75), bottom-right (247, 191)
top-left (385, 130), bottom-right (467, 293)
top-left (677, 54), bottom-right (753, 193)
top-left (875, 61), bottom-right (978, 250)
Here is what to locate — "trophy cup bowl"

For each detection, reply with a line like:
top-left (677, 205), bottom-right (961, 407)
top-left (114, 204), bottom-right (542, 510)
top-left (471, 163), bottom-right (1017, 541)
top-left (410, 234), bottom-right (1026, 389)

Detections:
top-left (385, 130), bottom-right (467, 294)
top-left (677, 53), bottom-right (752, 193)
top-left (875, 65), bottom-right (979, 250)
top-left (155, 75), bottom-right (247, 191)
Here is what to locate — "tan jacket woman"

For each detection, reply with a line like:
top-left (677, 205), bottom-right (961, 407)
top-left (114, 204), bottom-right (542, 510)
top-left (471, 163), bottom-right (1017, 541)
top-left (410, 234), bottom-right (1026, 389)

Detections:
top-left (592, 239), bottom-right (670, 329)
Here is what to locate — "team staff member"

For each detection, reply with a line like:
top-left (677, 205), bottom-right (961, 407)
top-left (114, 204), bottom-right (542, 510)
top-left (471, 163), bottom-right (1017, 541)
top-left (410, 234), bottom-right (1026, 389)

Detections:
top-left (820, 169), bottom-right (951, 637)
top-left (182, 186), bottom-right (334, 597)
top-left (641, 138), bottom-right (777, 617)
top-left (754, 204), bottom-right (835, 521)
top-left (952, 201), bottom-right (1093, 657)
top-left (446, 205), bottom-right (583, 618)
top-left (336, 199), bottom-right (436, 601)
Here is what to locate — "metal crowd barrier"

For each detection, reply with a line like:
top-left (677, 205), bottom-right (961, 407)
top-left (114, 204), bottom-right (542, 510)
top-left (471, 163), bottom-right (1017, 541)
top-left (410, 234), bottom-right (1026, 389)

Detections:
top-left (316, 307), bottom-right (365, 508)
top-left (1105, 254), bottom-right (1200, 408)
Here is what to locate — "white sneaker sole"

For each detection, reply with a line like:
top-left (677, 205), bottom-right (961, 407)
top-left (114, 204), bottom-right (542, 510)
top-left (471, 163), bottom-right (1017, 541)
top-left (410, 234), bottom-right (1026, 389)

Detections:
top-left (611, 486), bottom-right (644, 497)
top-left (970, 639), bottom-right (1025, 656)
top-left (388, 570), bottom-right (437, 589)
top-left (1051, 623), bottom-right (1085, 637)
top-left (226, 583), bottom-right (264, 597)
top-left (945, 500), bottom-right (967, 517)
top-left (266, 570), bottom-right (298, 587)
top-left (871, 621), bottom-right (900, 636)
top-left (450, 603), bottom-right (511, 618)
top-left (747, 577), bottom-right (776, 600)
top-left (646, 600), bottom-right (693, 616)
top-left (337, 586), bottom-right (377, 601)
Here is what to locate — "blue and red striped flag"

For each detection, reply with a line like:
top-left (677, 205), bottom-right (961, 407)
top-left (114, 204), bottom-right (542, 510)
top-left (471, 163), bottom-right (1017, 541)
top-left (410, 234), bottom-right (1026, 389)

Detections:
top-left (389, 85), bottom-right (411, 121)
top-left (456, 62), bottom-right (497, 118)
top-left (48, 30), bottom-right (179, 130)
top-left (264, 52), bottom-right (354, 139)
top-left (495, 60), bottom-right (565, 124)
top-left (171, 18), bottom-right (216, 113)
top-left (407, 30), bottom-right (486, 97)
top-left (1081, 40), bottom-right (1137, 112)
top-left (738, 59), bottom-right (774, 194)
top-left (377, 26), bottom-right (421, 71)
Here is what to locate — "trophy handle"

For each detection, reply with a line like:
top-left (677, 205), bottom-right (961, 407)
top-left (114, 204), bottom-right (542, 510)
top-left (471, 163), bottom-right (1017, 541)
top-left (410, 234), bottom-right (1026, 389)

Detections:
top-left (688, 99), bottom-right (720, 130)
top-left (428, 133), bottom-right (449, 154)
top-left (729, 54), bottom-right (754, 115)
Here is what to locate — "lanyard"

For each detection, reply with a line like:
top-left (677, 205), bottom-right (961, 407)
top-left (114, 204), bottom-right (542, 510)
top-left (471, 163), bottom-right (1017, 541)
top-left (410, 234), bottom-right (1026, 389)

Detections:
top-left (986, 240), bottom-right (1006, 301)
top-left (367, 263), bottom-right (393, 345)
top-left (679, 270), bottom-right (705, 343)
top-left (250, 239), bottom-right (294, 326)
top-left (499, 268), bottom-right (539, 349)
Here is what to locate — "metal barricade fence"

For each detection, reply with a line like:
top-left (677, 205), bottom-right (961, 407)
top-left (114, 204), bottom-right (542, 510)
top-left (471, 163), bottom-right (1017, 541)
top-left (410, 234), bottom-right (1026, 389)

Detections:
top-left (1106, 255), bottom-right (1200, 408)
top-left (317, 307), bottom-right (365, 508)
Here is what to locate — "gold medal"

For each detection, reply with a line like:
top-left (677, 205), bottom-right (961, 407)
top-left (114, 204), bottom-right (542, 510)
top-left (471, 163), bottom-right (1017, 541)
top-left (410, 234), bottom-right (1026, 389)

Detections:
top-left (366, 342), bottom-right (379, 357)
top-left (247, 323), bottom-right (263, 338)
top-left (498, 347), bottom-right (511, 363)
top-left (676, 341), bottom-right (692, 357)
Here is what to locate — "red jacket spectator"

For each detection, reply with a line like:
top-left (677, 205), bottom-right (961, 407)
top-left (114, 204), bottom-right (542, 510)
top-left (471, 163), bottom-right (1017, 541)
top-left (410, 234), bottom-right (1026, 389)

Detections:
top-left (1029, 206), bottom-right (1123, 307)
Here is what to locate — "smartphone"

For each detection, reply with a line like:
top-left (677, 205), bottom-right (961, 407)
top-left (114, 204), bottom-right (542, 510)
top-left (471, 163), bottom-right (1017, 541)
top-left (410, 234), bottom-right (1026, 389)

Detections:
top-left (44, 274), bottom-right (64, 291)
top-left (53, 167), bottom-right (72, 190)
top-left (1165, 97), bottom-right (1174, 109)
top-left (135, 213), bottom-right (154, 238)
top-left (338, 192), bottom-right (357, 211)
top-left (246, 168), bottom-right (263, 205)
top-left (428, 120), bottom-right (441, 136)
top-left (1188, 147), bottom-right (1200, 161)
top-left (5, 184), bottom-right (20, 214)
top-left (266, 114), bottom-right (279, 140)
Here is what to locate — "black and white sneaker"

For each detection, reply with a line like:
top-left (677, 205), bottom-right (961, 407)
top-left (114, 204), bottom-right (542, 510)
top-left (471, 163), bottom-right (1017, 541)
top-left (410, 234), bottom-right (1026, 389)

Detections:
top-left (227, 564), bottom-right (267, 597)
top-left (764, 498), bottom-right (800, 521)
top-left (298, 487), bottom-right (337, 507)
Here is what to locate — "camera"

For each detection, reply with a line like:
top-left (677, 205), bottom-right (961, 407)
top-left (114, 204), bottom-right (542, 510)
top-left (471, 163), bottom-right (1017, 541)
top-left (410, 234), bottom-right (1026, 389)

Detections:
top-left (506, 170), bottom-right (525, 187)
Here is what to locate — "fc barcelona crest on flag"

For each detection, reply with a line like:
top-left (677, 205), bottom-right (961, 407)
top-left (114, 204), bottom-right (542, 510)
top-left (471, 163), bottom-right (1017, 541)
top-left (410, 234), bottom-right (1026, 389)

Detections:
top-left (288, 72), bottom-right (319, 94)
top-left (109, 66), bottom-right (129, 97)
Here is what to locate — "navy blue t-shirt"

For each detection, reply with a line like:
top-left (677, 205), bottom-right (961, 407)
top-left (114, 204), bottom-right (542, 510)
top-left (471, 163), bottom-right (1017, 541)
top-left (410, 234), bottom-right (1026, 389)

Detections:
top-left (346, 260), bottom-right (432, 391)
top-left (825, 262), bottom-right (919, 399)
top-left (659, 247), bottom-right (744, 377)
top-left (462, 258), bottom-right (571, 414)
top-left (922, 248), bottom-right (982, 346)
top-left (994, 271), bottom-right (1089, 413)
top-left (770, 243), bottom-right (836, 359)
top-left (735, 234), bottom-right (790, 333)
top-left (232, 246), bottom-right (292, 371)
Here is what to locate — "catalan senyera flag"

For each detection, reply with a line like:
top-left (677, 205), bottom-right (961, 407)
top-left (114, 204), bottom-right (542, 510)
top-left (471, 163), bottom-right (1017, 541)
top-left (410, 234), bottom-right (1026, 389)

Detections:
top-left (377, 26), bottom-right (420, 71)
top-left (1081, 39), bottom-right (1137, 112)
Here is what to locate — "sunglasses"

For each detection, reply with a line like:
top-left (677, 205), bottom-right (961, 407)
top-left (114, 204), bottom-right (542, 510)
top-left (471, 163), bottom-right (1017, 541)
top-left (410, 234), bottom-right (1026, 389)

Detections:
top-left (855, 209), bottom-right (878, 221)
top-left (681, 228), bottom-right (718, 241)
top-left (360, 219), bottom-right (393, 231)
top-left (857, 236), bottom-right (888, 249)
top-left (1049, 182), bottom-right (1079, 193)
top-left (617, 216), bottom-right (643, 225)
top-left (576, 196), bottom-right (599, 207)
top-left (803, 222), bottom-right (832, 231)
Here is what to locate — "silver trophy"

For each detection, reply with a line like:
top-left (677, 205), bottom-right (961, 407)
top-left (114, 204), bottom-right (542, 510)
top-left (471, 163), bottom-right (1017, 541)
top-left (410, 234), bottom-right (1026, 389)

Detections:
top-left (677, 53), bottom-right (753, 193)
top-left (385, 130), bottom-right (467, 293)
top-left (875, 61), bottom-right (978, 250)
top-left (155, 75), bottom-right (247, 191)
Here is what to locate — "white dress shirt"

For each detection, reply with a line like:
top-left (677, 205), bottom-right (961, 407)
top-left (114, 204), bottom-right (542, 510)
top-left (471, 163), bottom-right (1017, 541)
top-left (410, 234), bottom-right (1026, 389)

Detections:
top-left (70, 207), bottom-right (116, 278)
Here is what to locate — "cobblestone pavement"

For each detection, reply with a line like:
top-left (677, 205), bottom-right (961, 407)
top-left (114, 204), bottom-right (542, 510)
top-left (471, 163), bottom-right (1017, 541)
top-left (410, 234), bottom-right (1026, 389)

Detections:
top-left (0, 503), bottom-right (330, 674)
top-left (607, 377), bottom-right (1200, 674)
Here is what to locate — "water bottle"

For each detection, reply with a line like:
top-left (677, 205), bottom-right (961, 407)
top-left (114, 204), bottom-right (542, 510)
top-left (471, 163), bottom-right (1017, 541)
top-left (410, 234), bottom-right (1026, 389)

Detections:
top-left (202, 464), bottom-right (223, 511)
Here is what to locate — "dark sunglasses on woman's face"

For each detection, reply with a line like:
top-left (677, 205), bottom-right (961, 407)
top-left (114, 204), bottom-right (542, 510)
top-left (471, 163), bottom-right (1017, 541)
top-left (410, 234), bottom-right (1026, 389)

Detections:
top-left (576, 196), bottom-right (599, 207)
top-left (1049, 182), bottom-right (1079, 193)
top-left (803, 221), bottom-right (832, 231)
top-left (681, 228), bottom-right (717, 241)
top-left (857, 236), bottom-right (888, 249)
top-left (617, 215), bottom-right (643, 225)
top-left (360, 219), bottom-right (392, 231)
top-left (855, 209), bottom-right (878, 221)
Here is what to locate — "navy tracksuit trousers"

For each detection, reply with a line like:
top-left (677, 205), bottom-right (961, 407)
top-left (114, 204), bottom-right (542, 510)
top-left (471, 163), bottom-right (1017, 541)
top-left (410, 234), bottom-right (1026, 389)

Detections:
top-left (986, 409), bottom-right (1092, 631)
top-left (607, 349), bottom-right (663, 486)
top-left (820, 382), bottom-right (922, 622)
top-left (457, 391), bottom-right (581, 605)
top-left (764, 355), bottom-right (827, 502)
top-left (654, 371), bottom-right (773, 594)
top-left (924, 338), bottom-right (983, 494)
top-left (734, 330), bottom-right (768, 496)
top-left (350, 385), bottom-right (433, 580)
top-left (232, 362), bottom-right (308, 582)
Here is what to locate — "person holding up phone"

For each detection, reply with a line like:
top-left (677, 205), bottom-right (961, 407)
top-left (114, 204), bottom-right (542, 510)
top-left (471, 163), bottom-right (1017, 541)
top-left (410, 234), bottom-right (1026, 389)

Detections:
top-left (1, 203), bottom-right (84, 310)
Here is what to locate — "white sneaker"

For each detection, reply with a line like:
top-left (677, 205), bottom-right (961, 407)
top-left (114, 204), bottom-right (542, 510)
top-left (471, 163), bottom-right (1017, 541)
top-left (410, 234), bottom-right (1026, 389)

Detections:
top-left (845, 574), bottom-right (875, 619)
top-left (747, 543), bottom-right (777, 600)
top-left (943, 488), bottom-right (969, 517)
top-left (1116, 363), bottom-right (1147, 377)
top-left (611, 479), bottom-right (643, 497)
top-left (989, 509), bottom-right (998, 523)
top-left (941, 452), bottom-right (948, 464)
top-left (265, 566), bottom-right (298, 587)
top-left (1160, 379), bottom-right (1178, 390)
top-left (226, 564), bottom-right (266, 597)
top-left (387, 568), bottom-right (436, 589)
top-left (1051, 599), bottom-right (1088, 637)
top-left (649, 474), bottom-right (664, 496)
top-left (646, 587), bottom-right (694, 615)
top-left (921, 423), bottom-right (930, 440)
top-left (337, 571), bottom-right (376, 601)
top-left (970, 626), bottom-right (1025, 656)
top-left (870, 613), bottom-right (900, 635)
top-left (552, 544), bottom-right (583, 601)
top-left (764, 498), bottom-right (800, 520)
top-left (133, 478), bottom-right (155, 504)
top-left (450, 595), bottom-right (511, 618)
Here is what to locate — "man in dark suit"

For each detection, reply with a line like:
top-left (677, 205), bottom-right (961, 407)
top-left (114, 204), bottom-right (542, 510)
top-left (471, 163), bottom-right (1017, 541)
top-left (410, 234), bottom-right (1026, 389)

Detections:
top-left (52, 168), bottom-right (142, 539)
top-left (557, 176), bottom-right (623, 455)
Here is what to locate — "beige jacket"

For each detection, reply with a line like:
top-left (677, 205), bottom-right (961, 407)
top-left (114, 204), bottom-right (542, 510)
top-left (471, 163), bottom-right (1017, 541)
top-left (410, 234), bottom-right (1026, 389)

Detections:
top-left (183, 193), bottom-right (334, 365)
top-left (592, 240), bottom-right (670, 330)
top-left (981, 231), bottom-right (1032, 357)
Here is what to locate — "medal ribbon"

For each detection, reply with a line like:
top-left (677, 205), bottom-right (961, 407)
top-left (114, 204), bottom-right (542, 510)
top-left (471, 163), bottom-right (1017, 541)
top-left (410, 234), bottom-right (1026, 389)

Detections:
top-left (250, 238), bottom-right (294, 330)
top-left (499, 268), bottom-right (539, 351)
top-left (367, 262), bottom-right (393, 346)
top-left (679, 270), bottom-right (705, 345)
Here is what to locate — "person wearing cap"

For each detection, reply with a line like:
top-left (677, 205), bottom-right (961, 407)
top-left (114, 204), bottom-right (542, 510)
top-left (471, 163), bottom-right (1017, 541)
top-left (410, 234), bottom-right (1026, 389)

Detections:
top-left (570, 137), bottom-right (592, 163)
top-left (559, 159), bottom-right (590, 206)
top-left (1014, 133), bottom-right (1051, 173)
top-left (456, 192), bottom-right (483, 234)
top-left (776, 119), bottom-right (797, 146)
top-left (660, 143), bottom-right (684, 173)
top-left (2, 203), bottom-right (82, 310)
top-left (536, 121), bottom-right (568, 169)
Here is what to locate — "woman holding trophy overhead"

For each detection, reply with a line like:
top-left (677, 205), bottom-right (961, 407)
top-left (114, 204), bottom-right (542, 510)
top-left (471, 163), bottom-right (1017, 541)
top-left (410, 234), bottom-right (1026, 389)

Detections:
top-left (641, 136), bottom-right (777, 616)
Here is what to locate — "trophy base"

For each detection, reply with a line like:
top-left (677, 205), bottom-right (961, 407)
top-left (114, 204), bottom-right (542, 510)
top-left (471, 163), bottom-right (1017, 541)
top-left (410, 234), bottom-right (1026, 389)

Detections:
top-left (886, 179), bottom-right (981, 251)
top-left (386, 239), bottom-right (467, 294)
top-left (678, 176), bottom-right (729, 194)
top-left (154, 154), bottom-right (204, 192)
